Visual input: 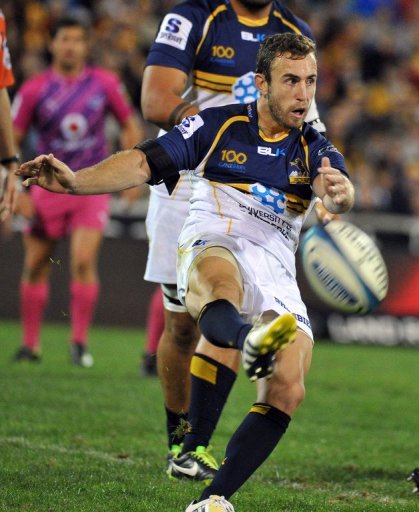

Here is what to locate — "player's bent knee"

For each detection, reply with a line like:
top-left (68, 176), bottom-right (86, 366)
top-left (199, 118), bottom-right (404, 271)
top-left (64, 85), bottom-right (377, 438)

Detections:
top-left (166, 312), bottom-right (199, 350)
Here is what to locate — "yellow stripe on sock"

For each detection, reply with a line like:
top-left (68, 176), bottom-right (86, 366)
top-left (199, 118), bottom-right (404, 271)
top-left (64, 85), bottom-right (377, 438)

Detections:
top-left (250, 404), bottom-right (271, 415)
top-left (191, 355), bottom-right (217, 385)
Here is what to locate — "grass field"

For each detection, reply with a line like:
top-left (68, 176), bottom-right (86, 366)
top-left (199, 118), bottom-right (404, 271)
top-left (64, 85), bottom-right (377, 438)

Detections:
top-left (1, 319), bottom-right (418, 511)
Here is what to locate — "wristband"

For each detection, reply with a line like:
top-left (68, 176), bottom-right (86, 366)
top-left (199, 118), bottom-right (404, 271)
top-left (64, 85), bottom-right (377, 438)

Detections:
top-left (0, 155), bottom-right (20, 165)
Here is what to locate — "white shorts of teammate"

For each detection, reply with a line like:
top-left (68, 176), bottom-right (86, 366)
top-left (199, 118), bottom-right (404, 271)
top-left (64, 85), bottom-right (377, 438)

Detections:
top-left (177, 231), bottom-right (314, 341)
top-left (144, 183), bottom-right (190, 313)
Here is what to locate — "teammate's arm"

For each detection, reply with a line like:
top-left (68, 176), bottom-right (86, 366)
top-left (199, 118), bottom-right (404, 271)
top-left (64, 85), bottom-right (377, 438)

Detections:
top-left (0, 87), bottom-right (19, 220)
top-left (141, 65), bottom-right (199, 131)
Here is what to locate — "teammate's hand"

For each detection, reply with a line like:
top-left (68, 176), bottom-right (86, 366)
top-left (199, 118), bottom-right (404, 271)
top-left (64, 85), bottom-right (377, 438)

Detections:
top-left (15, 154), bottom-right (76, 194)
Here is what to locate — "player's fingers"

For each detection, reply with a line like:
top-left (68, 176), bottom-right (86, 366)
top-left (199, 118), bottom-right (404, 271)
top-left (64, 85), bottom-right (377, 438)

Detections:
top-left (22, 177), bottom-right (39, 187)
top-left (321, 156), bottom-right (331, 169)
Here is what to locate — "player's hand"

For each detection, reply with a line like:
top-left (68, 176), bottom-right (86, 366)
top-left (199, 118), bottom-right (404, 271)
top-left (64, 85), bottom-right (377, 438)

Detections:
top-left (317, 156), bottom-right (354, 213)
top-left (15, 154), bottom-right (76, 194)
top-left (313, 197), bottom-right (339, 225)
top-left (0, 166), bottom-right (18, 222)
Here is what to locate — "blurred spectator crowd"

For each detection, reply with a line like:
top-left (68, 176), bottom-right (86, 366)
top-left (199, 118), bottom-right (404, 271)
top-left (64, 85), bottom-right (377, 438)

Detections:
top-left (2, 0), bottom-right (419, 215)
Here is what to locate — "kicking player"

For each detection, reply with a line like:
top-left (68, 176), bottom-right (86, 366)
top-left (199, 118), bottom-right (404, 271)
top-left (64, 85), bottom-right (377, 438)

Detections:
top-left (16, 32), bottom-right (354, 511)
top-left (141, 0), bottom-right (327, 478)
top-left (11, 16), bottom-right (142, 365)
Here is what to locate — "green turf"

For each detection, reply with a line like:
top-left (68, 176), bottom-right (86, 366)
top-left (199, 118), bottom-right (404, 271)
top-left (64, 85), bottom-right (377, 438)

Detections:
top-left (1, 319), bottom-right (418, 511)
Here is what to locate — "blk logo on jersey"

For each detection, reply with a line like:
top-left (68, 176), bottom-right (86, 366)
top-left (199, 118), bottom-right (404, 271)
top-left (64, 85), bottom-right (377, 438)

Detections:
top-left (156, 13), bottom-right (192, 51)
top-left (241, 31), bottom-right (266, 43)
top-left (257, 147), bottom-right (286, 157)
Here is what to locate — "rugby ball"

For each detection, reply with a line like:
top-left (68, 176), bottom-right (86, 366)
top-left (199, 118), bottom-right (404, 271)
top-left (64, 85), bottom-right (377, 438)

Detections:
top-left (300, 220), bottom-right (388, 314)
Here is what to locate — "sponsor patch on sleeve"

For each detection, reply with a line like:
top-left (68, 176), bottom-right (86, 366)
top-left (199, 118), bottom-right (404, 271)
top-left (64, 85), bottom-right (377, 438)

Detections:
top-left (176, 115), bottom-right (204, 139)
top-left (155, 13), bottom-right (192, 51)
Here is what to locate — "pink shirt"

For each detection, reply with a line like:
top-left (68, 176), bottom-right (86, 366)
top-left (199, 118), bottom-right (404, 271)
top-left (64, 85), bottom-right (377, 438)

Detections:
top-left (12, 66), bottom-right (133, 169)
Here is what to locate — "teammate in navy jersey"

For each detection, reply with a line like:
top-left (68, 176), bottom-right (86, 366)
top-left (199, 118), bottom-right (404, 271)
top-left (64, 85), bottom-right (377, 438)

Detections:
top-left (16, 33), bottom-right (354, 511)
top-left (141, 0), bottom-right (328, 479)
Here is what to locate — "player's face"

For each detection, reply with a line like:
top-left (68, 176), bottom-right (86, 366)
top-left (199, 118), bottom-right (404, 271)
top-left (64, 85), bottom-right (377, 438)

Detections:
top-left (50, 26), bottom-right (88, 73)
top-left (266, 53), bottom-right (317, 130)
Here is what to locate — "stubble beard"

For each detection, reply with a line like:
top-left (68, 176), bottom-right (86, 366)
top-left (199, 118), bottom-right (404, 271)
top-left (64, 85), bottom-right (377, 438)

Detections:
top-left (267, 92), bottom-right (301, 131)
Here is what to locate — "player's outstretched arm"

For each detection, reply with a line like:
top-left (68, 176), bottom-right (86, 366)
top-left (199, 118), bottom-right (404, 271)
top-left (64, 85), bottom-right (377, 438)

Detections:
top-left (313, 156), bottom-right (354, 214)
top-left (16, 149), bottom-right (151, 195)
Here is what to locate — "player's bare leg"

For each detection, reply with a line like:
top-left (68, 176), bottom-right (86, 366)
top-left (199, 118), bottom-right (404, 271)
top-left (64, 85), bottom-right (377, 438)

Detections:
top-left (157, 299), bottom-right (199, 461)
top-left (157, 306), bottom-right (199, 414)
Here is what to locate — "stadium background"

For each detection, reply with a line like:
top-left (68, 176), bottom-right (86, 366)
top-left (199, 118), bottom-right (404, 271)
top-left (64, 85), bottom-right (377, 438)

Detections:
top-left (1, 0), bottom-right (418, 346)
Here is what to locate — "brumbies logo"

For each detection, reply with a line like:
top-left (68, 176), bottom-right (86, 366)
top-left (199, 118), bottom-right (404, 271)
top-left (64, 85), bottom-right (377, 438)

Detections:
top-left (289, 158), bottom-right (310, 184)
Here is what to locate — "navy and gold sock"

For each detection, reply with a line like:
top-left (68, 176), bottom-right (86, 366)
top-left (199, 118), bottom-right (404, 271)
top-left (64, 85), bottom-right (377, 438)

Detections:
top-left (165, 405), bottom-right (188, 449)
top-left (198, 299), bottom-right (252, 350)
top-left (182, 353), bottom-right (237, 453)
top-left (201, 403), bottom-right (291, 500)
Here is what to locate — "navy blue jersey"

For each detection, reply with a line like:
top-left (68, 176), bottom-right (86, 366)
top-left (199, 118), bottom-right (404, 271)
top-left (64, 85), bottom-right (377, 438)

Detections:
top-left (155, 102), bottom-right (346, 209)
top-left (142, 102), bottom-right (346, 259)
top-left (147, 0), bottom-right (315, 109)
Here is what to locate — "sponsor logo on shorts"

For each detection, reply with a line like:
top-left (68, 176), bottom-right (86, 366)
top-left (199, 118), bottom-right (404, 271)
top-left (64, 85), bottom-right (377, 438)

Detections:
top-left (191, 239), bottom-right (209, 247)
top-left (273, 298), bottom-right (311, 329)
top-left (155, 13), bottom-right (192, 51)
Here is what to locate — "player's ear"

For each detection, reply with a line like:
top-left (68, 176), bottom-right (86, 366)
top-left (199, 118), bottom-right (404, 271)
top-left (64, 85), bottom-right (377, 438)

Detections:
top-left (255, 73), bottom-right (268, 97)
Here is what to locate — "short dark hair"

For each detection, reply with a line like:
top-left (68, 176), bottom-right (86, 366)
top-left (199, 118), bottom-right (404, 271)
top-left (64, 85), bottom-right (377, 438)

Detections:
top-left (50, 16), bottom-right (90, 39)
top-left (256, 33), bottom-right (316, 83)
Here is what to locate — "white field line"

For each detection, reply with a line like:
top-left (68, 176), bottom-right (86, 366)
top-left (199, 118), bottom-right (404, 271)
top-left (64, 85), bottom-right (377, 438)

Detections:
top-left (1, 436), bottom-right (141, 465)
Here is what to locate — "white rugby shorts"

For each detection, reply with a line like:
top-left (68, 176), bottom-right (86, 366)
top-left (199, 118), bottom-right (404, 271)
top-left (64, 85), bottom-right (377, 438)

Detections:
top-left (144, 186), bottom-right (190, 285)
top-left (177, 232), bottom-right (313, 340)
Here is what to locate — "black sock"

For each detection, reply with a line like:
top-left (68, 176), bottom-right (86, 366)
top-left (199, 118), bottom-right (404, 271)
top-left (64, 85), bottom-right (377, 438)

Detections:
top-left (165, 405), bottom-right (188, 448)
top-left (198, 299), bottom-right (252, 350)
top-left (201, 403), bottom-right (291, 500)
top-left (182, 353), bottom-right (237, 453)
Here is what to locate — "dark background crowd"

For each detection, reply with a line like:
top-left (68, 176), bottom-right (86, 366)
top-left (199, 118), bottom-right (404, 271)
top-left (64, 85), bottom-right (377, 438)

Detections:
top-left (3, 0), bottom-right (419, 215)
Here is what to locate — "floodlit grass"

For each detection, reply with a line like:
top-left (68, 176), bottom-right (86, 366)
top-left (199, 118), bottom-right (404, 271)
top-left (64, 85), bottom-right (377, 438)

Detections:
top-left (1, 319), bottom-right (418, 511)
